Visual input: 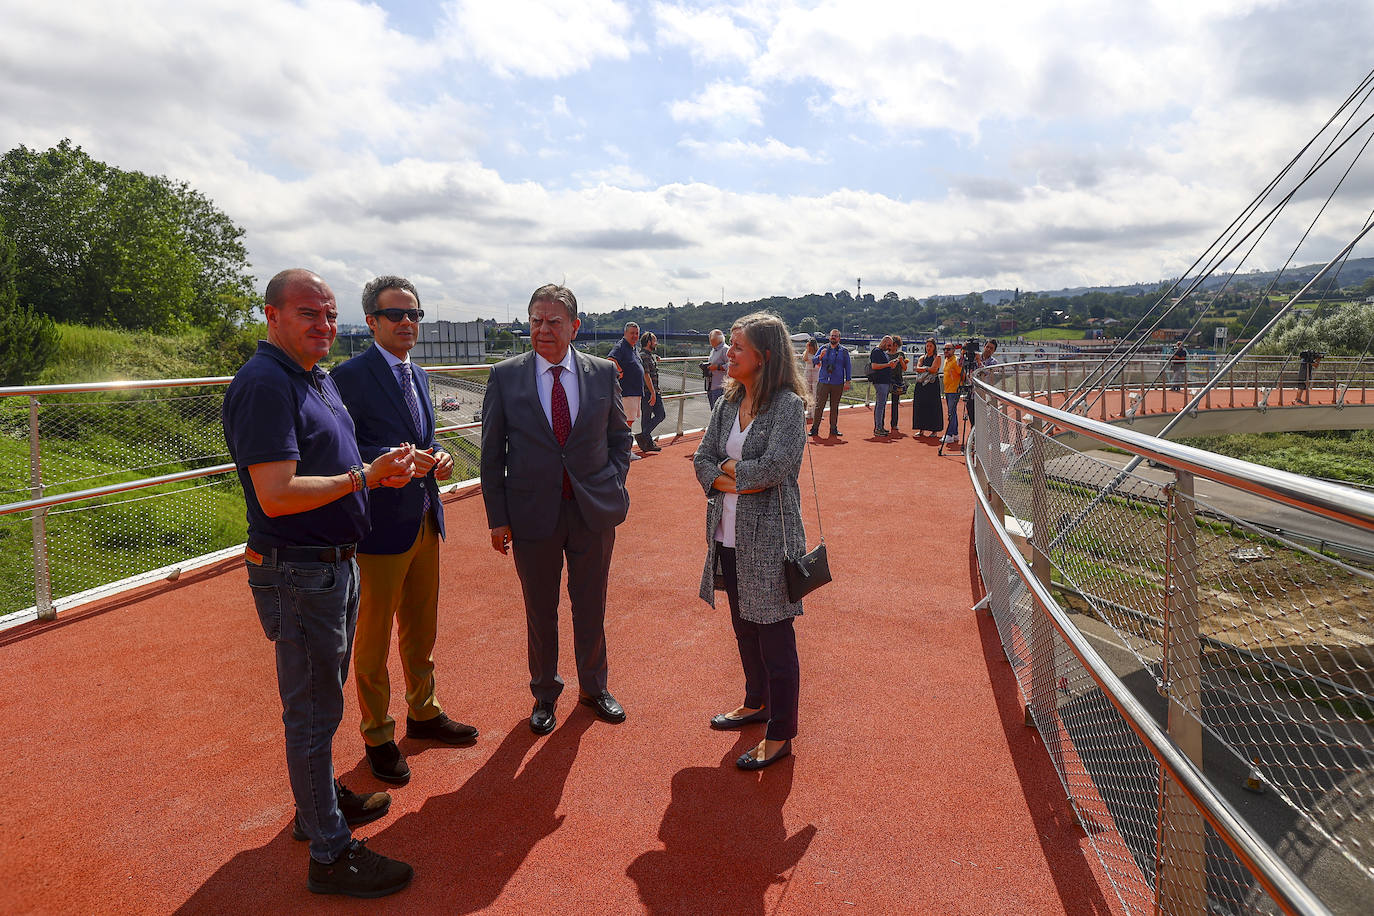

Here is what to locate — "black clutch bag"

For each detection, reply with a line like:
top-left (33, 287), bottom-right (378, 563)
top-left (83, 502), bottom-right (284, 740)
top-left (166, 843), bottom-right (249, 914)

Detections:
top-left (780, 438), bottom-right (831, 603)
top-left (784, 543), bottom-right (831, 602)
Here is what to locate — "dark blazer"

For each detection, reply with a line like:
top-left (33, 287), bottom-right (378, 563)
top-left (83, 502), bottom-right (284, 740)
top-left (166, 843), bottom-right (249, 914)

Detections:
top-left (480, 349), bottom-right (632, 541)
top-left (331, 344), bottom-right (447, 554)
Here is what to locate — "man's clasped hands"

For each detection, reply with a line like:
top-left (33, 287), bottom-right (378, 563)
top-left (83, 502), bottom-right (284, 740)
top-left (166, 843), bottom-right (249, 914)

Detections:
top-left (369, 443), bottom-right (455, 489)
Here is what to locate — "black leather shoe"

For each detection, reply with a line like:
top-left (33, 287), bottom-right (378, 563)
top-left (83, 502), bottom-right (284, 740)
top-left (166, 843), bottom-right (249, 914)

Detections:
top-left (406, 713), bottom-right (478, 746)
top-left (579, 691), bottom-right (626, 723)
top-left (293, 781), bottom-right (391, 840)
top-left (709, 707), bottom-right (769, 730)
top-left (736, 739), bottom-right (792, 771)
top-left (365, 740), bottom-right (411, 785)
top-left (530, 700), bottom-right (556, 735)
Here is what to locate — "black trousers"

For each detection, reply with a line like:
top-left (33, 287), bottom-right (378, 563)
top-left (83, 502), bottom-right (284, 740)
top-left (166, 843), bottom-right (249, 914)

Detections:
top-left (512, 498), bottom-right (614, 702)
top-left (718, 546), bottom-right (799, 741)
top-left (887, 385), bottom-right (902, 429)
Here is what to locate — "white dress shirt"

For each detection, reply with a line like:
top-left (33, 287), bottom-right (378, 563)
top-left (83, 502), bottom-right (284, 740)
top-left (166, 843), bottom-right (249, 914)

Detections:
top-left (534, 347), bottom-right (580, 429)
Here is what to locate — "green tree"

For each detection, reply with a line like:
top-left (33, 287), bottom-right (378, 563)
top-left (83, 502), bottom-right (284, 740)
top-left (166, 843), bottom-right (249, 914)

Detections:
top-left (796, 316), bottom-right (819, 334)
top-left (0, 140), bottom-right (258, 331)
top-left (0, 215), bottom-right (59, 384)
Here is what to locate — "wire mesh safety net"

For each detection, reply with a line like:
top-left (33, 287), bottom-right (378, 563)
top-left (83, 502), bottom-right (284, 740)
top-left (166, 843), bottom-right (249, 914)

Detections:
top-left (973, 383), bottom-right (1374, 916)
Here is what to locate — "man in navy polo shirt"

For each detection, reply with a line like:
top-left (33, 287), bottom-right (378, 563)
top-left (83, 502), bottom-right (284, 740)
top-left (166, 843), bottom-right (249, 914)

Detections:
top-left (222, 268), bottom-right (417, 899)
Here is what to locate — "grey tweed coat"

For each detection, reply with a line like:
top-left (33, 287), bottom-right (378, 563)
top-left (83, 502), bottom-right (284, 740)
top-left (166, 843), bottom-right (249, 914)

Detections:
top-left (693, 389), bottom-right (808, 623)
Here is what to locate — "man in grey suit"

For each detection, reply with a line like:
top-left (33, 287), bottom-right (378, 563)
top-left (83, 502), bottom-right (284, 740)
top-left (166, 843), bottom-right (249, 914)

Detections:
top-left (481, 284), bottom-right (633, 735)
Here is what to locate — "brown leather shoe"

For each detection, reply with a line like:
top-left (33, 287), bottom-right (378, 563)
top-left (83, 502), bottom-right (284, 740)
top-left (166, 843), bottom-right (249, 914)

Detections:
top-left (406, 713), bottom-right (478, 746)
top-left (365, 740), bottom-right (411, 785)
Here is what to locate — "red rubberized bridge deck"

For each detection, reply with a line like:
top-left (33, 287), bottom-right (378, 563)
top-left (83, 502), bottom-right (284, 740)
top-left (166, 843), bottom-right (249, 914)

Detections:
top-left (1, 415), bottom-right (1117, 915)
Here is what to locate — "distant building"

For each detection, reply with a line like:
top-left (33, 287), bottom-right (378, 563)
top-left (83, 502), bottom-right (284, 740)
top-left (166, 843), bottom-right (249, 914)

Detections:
top-left (413, 319), bottom-right (486, 363)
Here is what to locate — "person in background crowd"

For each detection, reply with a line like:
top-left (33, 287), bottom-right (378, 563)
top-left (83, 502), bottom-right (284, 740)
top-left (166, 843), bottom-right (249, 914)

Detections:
top-left (693, 312), bottom-right (808, 771)
top-left (808, 329), bottom-right (852, 438)
top-left (886, 335), bottom-right (909, 434)
top-left (638, 331), bottom-right (664, 452)
top-left (1296, 350), bottom-right (1322, 404)
top-left (868, 335), bottom-right (898, 437)
top-left (222, 268), bottom-right (416, 898)
top-left (941, 343), bottom-right (963, 444)
top-left (706, 329), bottom-right (729, 408)
top-left (911, 338), bottom-right (943, 436)
top-left (980, 338), bottom-right (999, 369)
top-left (331, 275), bottom-right (476, 791)
top-left (481, 284), bottom-right (632, 737)
top-left (608, 322), bottom-right (646, 462)
top-left (1169, 341), bottom-right (1188, 391)
top-left (802, 338), bottom-right (819, 419)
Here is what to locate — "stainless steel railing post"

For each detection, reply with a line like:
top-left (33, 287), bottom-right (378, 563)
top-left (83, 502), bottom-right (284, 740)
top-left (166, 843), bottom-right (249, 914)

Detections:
top-left (676, 360), bottom-right (688, 436)
top-left (28, 395), bottom-right (54, 621)
top-left (1155, 469), bottom-right (1206, 915)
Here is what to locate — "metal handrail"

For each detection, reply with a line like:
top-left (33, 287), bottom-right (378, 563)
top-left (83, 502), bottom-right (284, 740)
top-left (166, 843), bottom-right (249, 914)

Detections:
top-left (972, 366), bottom-right (1374, 532)
top-left (0, 463), bottom-right (236, 517)
top-left (0, 376), bottom-right (235, 397)
top-left (967, 440), bottom-right (1333, 916)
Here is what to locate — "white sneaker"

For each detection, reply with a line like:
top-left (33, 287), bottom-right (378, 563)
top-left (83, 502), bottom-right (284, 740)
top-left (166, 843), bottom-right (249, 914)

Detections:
top-left (629, 452), bottom-right (643, 461)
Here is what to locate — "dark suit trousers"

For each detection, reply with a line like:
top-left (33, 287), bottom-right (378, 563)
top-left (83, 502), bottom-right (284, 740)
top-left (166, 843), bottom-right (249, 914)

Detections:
top-left (719, 546), bottom-right (799, 742)
top-left (512, 497), bottom-right (615, 702)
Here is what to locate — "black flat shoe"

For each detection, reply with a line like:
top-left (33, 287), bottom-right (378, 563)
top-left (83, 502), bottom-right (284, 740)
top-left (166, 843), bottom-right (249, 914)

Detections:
top-left (530, 700), bottom-right (556, 735)
top-left (578, 691), bottom-right (626, 723)
top-left (736, 739), bottom-right (792, 771)
top-left (709, 707), bottom-right (768, 730)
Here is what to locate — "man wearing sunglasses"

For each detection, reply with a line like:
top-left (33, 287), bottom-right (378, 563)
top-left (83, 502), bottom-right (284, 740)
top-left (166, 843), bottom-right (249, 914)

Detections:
top-left (331, 276), bottom-right (476, 789)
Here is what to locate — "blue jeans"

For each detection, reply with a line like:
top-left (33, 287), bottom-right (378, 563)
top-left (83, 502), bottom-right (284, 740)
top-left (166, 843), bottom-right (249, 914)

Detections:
top-left (944, 392), bottom-right (962, 439)
top-left (641, 391), bottom-right (666, 439)
top-left (872, 383), bottom-right (890, 430)
top-left (246, 553), bottom-right (360, 863)
top-left (707, 387), bottom-right (724, 409)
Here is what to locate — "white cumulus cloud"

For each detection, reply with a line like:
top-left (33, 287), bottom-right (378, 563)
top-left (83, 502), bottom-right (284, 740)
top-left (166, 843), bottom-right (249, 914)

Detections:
top-left (669, 81), bottom-right (766, 125)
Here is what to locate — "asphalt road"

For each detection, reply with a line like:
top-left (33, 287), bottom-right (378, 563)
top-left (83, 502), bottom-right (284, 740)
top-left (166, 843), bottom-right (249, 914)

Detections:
top-left (1060, 612), bottom-right (1374, 915)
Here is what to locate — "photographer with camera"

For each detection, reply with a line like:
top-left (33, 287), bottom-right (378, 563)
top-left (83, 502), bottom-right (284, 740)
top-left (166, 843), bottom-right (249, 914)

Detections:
top-left (1297, 349), bottom-right (1323, 404)
top-left (809, 329), bottom-right (852, 438)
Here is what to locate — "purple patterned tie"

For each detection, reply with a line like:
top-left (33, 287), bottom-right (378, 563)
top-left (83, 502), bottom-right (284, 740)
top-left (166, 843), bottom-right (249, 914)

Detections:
top-left (397, 363), bottom-right (432, 518)
top-left (550, 366), bottom-right (573, 499)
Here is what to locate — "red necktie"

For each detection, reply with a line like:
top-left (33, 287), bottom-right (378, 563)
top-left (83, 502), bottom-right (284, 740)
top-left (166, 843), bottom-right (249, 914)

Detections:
top-left (550, 366), bottom-right (573, 499)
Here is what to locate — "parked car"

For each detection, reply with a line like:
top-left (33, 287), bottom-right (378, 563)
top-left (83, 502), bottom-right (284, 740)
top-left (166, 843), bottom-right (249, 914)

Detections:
top-left (440, 396), bottom-right (460, 410)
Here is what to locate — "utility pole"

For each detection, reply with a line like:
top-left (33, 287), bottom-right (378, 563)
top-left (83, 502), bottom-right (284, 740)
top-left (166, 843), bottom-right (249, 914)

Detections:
top-left (857, 277), bottom-right (861, 302)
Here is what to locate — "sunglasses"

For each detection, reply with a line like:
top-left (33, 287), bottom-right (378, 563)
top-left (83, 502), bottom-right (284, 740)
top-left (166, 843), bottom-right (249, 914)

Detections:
top-left (376, 308), bottom-right (424, 323)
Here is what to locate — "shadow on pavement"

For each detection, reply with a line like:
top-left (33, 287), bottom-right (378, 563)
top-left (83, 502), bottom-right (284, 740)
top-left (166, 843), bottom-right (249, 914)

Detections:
top-left (627, 743), bottom-right (816, 916)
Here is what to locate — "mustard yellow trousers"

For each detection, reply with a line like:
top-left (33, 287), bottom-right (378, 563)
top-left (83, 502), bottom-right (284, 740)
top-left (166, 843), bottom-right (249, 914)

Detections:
top-left (354, 514), bottom-right (444, 746)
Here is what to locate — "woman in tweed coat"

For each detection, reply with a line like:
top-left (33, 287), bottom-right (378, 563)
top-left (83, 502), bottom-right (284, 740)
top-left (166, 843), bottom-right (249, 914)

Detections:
top-left (693, 312), bottom-right (809, 771)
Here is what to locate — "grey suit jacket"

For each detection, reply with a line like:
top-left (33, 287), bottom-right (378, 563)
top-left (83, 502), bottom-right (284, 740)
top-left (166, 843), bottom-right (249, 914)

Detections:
top-left (693, 390), bottom-right (807, 624)
top-left (481, 349), bottom-right (632, 540)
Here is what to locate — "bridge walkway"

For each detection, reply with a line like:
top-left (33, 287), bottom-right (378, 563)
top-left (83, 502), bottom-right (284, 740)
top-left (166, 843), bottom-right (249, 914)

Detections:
top-left (1, 418), bottom-right (1114, 915)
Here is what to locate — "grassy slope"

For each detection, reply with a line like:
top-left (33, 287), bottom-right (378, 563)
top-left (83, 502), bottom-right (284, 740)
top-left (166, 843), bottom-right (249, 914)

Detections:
top-left (1178, 430), bottom-right (1374, 485)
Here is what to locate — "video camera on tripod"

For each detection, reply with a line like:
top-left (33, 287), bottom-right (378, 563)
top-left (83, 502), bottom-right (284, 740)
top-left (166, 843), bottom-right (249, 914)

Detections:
top-left (958, 338), bottom-right (980, 400)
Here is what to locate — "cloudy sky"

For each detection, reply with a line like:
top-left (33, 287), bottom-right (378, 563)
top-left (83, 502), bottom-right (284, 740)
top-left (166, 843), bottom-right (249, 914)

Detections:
top-left (2, 0), bottom-right (1371, 323)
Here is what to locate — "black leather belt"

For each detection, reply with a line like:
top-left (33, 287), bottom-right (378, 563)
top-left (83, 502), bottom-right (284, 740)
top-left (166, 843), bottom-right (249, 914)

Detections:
top-left (248, 542), bottom-right (357, 563)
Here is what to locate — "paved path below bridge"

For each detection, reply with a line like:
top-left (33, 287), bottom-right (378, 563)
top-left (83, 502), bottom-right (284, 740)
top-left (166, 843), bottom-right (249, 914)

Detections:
top-left (1, 409), bottom-right (1116, 915)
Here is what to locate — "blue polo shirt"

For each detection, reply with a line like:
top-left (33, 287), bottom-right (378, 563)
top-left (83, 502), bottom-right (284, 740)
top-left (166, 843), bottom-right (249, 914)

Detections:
top-left (222, 341), bottom-right (370, 548)
top-left (815, 344), bottom-right (852, 385)
top-left (608, 337), bottom-right (645, 397)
